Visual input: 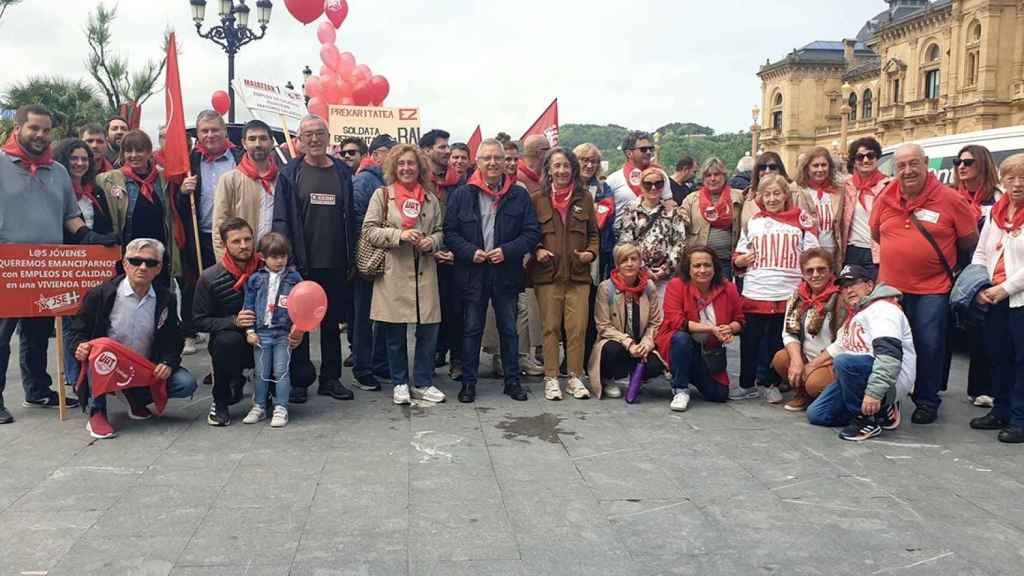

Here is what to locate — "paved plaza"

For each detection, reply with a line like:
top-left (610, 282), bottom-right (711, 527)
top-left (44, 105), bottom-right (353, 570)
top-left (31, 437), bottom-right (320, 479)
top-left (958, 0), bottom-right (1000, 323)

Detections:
top-left (1, 337), bottom-right (1022, 576)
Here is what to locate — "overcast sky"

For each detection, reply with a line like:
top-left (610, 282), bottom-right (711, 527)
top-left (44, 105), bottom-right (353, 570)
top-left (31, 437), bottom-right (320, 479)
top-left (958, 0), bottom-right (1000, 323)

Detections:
top-left (0, 0), bottom-right (885, 141)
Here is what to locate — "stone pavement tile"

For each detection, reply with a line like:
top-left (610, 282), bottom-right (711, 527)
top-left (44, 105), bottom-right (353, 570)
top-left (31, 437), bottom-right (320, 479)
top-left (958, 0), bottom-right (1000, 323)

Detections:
top-left (232, 446), bottom-right (329, 476)
top-left (176, 505), bottom-right (309, 566)
top-left (87, 484), bottom-right (222, 537)
top-left (572, 450), bottom-right (684, 501)
top-left (0, 509), bottom-right (103, 575)
top-left (215, 470), bottom-right (321, 510)
top-left (168, 565), bottom-right (291, 576)
top-left (515, 525), bottom-right (635, 576)
top-left (8, 464), bottom-right (145, 513)
top-left (141, 449), bottom-right (246, 488)
top-left (294, 526), bottom-right (407, 564)
top-left (410, 559), bottom-right (523, 576)
top-left (601, 498), bottom-right (715, 557)
top-left (290, 559), bottom-right (408, 576)
top-left (46, 534), bottom-right (189, 576)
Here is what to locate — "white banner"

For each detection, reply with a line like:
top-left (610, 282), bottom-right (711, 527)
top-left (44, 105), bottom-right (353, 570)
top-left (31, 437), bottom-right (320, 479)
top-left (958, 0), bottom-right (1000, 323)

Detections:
top-left (232, 78), bottom-right (307, 122)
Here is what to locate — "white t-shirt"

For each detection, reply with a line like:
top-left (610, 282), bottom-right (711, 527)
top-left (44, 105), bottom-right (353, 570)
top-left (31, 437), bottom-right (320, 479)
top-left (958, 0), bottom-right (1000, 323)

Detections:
top-left (77, 197), bottom-right (95, 229)
top-left (735, 214), bottom-right (819, 301)
top-left (781, 306), bottom-right (834, 361)
top-left (264, 270), bottom-right (282, 327)
top-left (807, 189), bottom-right (836, 251)
top-left (826, 298), bottom-right (917, 397)
top-left (849, 198), bottom-right (873, 249)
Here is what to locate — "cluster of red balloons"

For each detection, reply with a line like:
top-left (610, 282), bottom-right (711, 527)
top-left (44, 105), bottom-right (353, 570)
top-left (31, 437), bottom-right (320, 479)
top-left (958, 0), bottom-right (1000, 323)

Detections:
top-left (284, 0), bottom-right (391, 120)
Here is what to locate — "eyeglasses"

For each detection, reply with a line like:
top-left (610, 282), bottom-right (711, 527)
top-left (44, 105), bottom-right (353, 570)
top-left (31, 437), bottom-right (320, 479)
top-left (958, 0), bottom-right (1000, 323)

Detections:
top-left (339, 149), bottom-right (361, 158)
top-left (803, 266), bottom-right (831, 276)
top-left (953, 158), bottom-right (975, 167)
top-left (759, 164), bottom-right (780, 173)
top-left (580, 158), bottom-right (601, 166)
top-left (634, 146), bottom-right (655, 154)
top-left (126, 257), bottom-right (161, 269)
top-left (477, 155), bottom-right (503, 163)
top-left (641, 180), bottom-right (665, 190)
top-left (854, 152), bottom-right (877, 162)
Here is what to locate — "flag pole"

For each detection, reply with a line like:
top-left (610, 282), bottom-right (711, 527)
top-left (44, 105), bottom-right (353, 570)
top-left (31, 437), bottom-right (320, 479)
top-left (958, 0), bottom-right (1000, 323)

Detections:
top-left (188, 179), bottom-right (203, 271)
top-left (55, 316), bottom-right (67, 421)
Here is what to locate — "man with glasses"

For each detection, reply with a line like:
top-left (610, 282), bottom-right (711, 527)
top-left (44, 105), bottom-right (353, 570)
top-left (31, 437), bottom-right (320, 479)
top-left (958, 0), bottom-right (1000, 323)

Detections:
top-left (607, 131), bottom-right (669, 215)
top-left (273, 114), bottom-right (357, 403)
top-left (869, 143), bottom-right (978, 425)
top-left (69, 238), bottom-right (198, 439)
top-left (337, 137), bottom-right (367, 172)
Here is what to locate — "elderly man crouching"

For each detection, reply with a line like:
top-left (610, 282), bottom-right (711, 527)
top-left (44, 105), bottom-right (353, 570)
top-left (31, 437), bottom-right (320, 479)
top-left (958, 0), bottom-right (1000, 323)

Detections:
top-left (69, 238), bottom-right (198, 439)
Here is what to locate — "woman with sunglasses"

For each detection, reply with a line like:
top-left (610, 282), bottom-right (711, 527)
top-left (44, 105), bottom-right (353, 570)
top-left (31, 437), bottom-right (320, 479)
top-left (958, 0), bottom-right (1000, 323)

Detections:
top-left (615, 166), bottom-right (687, 297)
top-left (679, 157), bottom-right (743, 278)
top-left (795, 146), bottom-right (842, 260)
top-left (839, 137), bottom-right (890, 277)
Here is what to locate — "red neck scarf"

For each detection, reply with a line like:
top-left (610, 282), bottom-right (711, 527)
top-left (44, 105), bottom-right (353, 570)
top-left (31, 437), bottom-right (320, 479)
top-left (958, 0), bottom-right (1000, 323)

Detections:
top-left (72, 180), bottom-right (101, 210)
top-left (796, 280), bottom-right (839, 318)
top-left (120, 164), bottom-right (158, 203)
top-left (991, 193), bottom-right (1024, 234)
top-left (468, 170), bottom-right (513, 209)
top-left (357, 156), bottom-right (377, 174)
top-left (852, 169), bottom-right (885, 210)
top-left (97, 155), bottom-right (115, 173)
top-left (551, 184), bottom-right (574, 222)
top-left (195, 140), bottom-right (235, 163)
top-left (221, 252), bottom-right (261, 292)
top-left (686, 281), bottom-right (725, 318)
top-left (516, 159), bottom-right (540, 187)
top-left (393, 182), bottom-right (425, 229)
top-left (754, 205), bottom-right (817, 234)
top-left (699, 186), bottom-right (732, 230)
top-left (1, 133), bottom-right (53, 176)
top-left (621, 160), bottom-right (644, 196)
top-left (611, 270), bottom-right (649, 303)
top-left (958, 181), bottom-right (989, 221)
top-left (236, 154), bottom-right (278, 196)
top-left (810, 179), bottom-right (834, 200)
top-left (878, 172), bottom-right (942, 218)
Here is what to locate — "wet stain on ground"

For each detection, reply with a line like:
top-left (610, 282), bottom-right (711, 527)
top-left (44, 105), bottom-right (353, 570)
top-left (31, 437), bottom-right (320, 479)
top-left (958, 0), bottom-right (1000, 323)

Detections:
top-left (495, 413), bottom-right (572, 444)
top-left (475, 406), bottom-right (494, 413)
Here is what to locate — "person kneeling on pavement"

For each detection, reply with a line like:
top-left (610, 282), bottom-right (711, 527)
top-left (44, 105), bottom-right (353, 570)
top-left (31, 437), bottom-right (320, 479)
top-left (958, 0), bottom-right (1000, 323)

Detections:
top-left (806, 265), bottom-right (916, 442)
top-left (69, 238), bottom-right (198, 439)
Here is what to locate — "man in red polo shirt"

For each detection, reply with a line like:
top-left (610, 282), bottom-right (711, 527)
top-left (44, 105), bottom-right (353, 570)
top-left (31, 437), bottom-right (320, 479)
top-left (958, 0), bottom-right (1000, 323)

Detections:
top-left (870, 143), bottom-right (978, 425)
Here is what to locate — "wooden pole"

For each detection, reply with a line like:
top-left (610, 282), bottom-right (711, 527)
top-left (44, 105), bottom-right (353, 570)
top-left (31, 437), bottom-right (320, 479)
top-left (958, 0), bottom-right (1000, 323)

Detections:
top-left (280, 115), bottom-right (297, 158)
top-left (188, 174), bottom-right (204, 272)
top-left (55, 316), bottom-right (67, 421)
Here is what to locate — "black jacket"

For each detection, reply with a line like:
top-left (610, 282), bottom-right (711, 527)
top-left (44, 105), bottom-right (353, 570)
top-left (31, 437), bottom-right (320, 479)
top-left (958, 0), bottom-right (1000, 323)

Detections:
top-left (443, 179), bottom-right (541, 299)
top-left (69, 275), bottom-right (184, 370)
top-left (272, 155), bottom-right (356, 277)
top-left (62, 182), bottom-right (115, 243)
top-left (177, 147), bottom-right (245, 266)
top-left (192, 262), bottom-right (245, 334)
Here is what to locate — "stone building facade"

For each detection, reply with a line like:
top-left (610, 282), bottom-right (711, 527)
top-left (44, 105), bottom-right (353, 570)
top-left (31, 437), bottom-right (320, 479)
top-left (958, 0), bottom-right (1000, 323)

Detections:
top-left (757, 0), bottom-right (1024, 168)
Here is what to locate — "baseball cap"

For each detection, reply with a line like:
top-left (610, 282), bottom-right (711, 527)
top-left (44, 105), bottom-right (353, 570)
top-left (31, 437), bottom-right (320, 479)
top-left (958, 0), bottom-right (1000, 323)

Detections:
top-left (837, 265), bottom-right (875, 285)
top-left (369, 134), bottom-right (396, 153)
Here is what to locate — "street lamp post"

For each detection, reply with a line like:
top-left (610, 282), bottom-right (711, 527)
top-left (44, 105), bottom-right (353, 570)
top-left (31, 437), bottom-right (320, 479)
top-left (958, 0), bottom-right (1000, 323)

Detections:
top-left (302, 65), bottom-right (312, 105)
top-left (190, 0), bottom-right (273, 123)
top-left (750, 105), bottom-right (761, 159)
top-left (839, 82), bottom-right (852, 162)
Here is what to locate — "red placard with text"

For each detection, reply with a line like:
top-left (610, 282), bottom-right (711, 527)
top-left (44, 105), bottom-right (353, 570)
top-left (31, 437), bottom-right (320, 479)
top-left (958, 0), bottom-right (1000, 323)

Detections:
top-left (0, 244), bottom-right (121, 318)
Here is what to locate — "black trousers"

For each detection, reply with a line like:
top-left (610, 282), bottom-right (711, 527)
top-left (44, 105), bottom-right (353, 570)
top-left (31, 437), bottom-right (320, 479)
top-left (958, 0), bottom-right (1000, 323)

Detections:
top-left (306, 268), bottom-right (346, 383)
top-left (967, 322), bottom-right (993, 399)
top-left (180, 233), bottom-right (216, 337)
top-left (739, 312), bottom-right (784, 389)
top-left (598, 340), bottom-right (666, 380)
top-left (208, 329), bottom-right (315, 406)
top-left (436, 263), bottom-right (463, 363)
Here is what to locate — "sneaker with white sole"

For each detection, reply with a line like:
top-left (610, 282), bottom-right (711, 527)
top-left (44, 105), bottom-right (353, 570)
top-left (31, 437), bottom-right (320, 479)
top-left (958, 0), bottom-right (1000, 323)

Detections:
top-left (973, 395), bottom-right (994, 408)
top-left (565, 376), bottom-right (590, 399)
top-left (544, 377), bottom-right (563, 400)
top-left (242, 405), bottom-right (266, 424)
top-left (411, 386), bottom-right (446, 403)
top-left (670, 390), bottom-right (691, 412)
top-left (729, 386), bottom-right (761, 400)
top-left (393, 384), bottom-right (411, 405)
top-left (764, 386), bottom-right (784, 404)
top-left (603, 381), bottom-right (622, 398)
top-left (182, 337), bottom-right (198, 356)
top-left (270, 406), bottom-right (288, 428)
top-left (520, 355), bottom-right (544, 376)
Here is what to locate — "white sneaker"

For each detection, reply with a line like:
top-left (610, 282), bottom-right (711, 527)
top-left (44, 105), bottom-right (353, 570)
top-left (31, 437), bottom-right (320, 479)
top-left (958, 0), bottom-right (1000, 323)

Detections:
top-left (411, 386), bottom-right (446, 403)
top-left (270, 406), bottom-right (288, 428)
top-left (603, 380), bottom-right (622, 399)
top-left (765, 386), bottom-right (784, 404)
top-left (520, 355), bottom-right (544, 376)
top-left (973, 395), bottom-right (994, 407)
top-left (544, 377), bottom-right (563, 401)
top-left (242, 405), bottom-right (266, 424)
top-left (193, 333), bottom-right (207, 345)
top-left (393, 384), bottom-right (411, 405)
top-left (182, 337), bottom-right (198, 356)
top-left (670, 391), bottom-right (691, 412)
top-left (565, 376), bottom-right (590, 399)
top-left (729, 386), bottom-right (761, 400)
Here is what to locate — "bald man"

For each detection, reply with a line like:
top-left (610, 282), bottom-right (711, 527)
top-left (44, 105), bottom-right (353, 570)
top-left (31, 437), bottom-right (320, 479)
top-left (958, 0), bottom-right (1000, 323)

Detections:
top-left (516, 135), bottom-right (550, 195)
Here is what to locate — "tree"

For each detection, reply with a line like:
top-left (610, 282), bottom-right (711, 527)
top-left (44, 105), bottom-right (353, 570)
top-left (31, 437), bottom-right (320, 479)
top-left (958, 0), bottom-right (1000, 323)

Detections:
top-left (1, 76), bottom-right (108, 140)
top-left (0, 0), bottom-right (23, 25)
top-left (86, 2), bottom-right (170, 113)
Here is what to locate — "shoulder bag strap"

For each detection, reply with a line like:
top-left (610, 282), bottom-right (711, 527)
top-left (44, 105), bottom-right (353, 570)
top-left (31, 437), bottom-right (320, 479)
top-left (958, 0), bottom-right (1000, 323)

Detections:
top-left (909, 213), bottom-right (955, 282)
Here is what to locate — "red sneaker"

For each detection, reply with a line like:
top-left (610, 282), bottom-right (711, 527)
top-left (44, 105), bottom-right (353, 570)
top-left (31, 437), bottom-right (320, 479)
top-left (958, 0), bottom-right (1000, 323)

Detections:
top-left (87, 411), bottom-right (117, 439)
top-left (123, 393), bottom-right (153, 420)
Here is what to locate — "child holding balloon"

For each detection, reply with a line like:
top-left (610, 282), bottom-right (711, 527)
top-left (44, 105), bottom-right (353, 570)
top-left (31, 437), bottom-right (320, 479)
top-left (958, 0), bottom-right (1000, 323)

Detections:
top-left (241, 233), bottom-right (304, 428)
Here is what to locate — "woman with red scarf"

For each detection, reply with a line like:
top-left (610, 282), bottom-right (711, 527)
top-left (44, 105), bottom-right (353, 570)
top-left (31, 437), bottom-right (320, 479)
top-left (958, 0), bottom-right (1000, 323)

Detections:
top-left (795, 147), bottom-right (841, 258)
top-left (656, 247), bottom-right (744, 412)
top-left (970, 153), bottom-right (1024, 443)
top-left (95, 130), bottom-right (181, 287)
top-left (588, 243), bottom-right (665, 400)
top-left (362, 144), bottom-right (446, 406)
top-left (771, 248), bottom-right (847, 411)
top-left (679, 157), bottom-right (744, 278)
top-left (839, 137), bottom-right (890, 276)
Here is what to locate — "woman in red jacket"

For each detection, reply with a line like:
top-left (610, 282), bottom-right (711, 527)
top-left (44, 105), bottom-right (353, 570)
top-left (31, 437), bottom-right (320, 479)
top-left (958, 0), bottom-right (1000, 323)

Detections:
top-left (656, 246), bottom-right (745, 412)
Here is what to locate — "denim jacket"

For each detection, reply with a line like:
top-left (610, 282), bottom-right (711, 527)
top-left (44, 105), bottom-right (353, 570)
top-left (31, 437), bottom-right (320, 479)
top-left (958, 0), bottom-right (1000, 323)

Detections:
top-left (243, 267), bottom-right (303, 333)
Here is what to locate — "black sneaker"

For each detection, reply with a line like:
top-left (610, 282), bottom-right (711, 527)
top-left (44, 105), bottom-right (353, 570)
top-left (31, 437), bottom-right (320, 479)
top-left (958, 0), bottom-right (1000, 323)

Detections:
top-left (970, 413), bottom-right (1008, 430)
top-left (998, 426), bottom-right (1024, 444)
top-left (207, 403), bottom-right (230, 426)
top-left (228, 378), bottom-right (247, 406)
top-left (0, 405), bottom-right (12, 424)
top-left (839, 415), bottom-right (882, 442)
top-left (23, 392), bottom-right (79, 409)
top-left (911, 406), bottom-right (938, 425)
top-left (343, 353), bottom-right (354, 368)
top-left (289, 387), bottom-right (308, 404)
top-left (434, 352), bottom-right (448, 368)
top-left (354, 374), bottom-right (382, 392)
top-left (880, 400), bottom-right (901, 431)
top-left (503, 382), bottom-right (528, 401)
top-left (317, 378), bottom-right (354, 400)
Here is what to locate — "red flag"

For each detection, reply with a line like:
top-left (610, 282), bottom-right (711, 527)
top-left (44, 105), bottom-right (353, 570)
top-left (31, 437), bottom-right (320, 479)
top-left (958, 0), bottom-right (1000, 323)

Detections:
top-left (162, 33), bottom-right (190, 181)
top-left (520, 98), bottom-right (559, 147)
top-left (76, 338), bottom-right (168, 415)
top-left (467, 125), bottom-right (482, 163)
top-left (118, 101), bottom-right (142, 129)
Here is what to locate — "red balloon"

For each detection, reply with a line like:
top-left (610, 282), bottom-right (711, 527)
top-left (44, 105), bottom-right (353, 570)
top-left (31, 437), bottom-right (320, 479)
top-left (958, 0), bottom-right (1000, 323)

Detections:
top-left (338, 78), bottom-right (354, 99)
top-left (320, 44), bottom-right (340, 71)
top-left (307, 97), bottom-right (329, 120)
top-left (353, 64), bottom-right (372, 83)
top-left (316, 20), bottom-right (336, 45)
top-left (368, 75), bottom-right (390, 104)
top-left (337, 52), bottom-right (356, 77)
top-left (211, 90), bottom-right (230, 115)
top-left (284, 0), bottom-right (324, 24)
top-left (322, 75), bottom-right (342, 104)
top-left (288, 280), bottom-right (328, 332)
top-left (304, 75), bottom-right (323, 99)
top-left (340, 96), bottom-right (355, 106)
top-left (324, 0), bottom-right (349, 28)
top-left (352, 81), bottom-right (373, 106)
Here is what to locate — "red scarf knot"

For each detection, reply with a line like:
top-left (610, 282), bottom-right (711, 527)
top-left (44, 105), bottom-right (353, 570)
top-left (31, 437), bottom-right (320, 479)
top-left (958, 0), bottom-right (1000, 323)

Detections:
top-left (991, 193), bottom-right (1024, 234)
top-left (468, 170), bottom-right (513, 211)
top-left (221, 252), bottom-right (261, 292)
top-left (699, 186), bottom-right (732, 230)
top-left (119, 164), bottom-right (158, 203)
top-left (878, 172), bottom-right (942, 220)
top-left (754, 206), bottom-right (818, 235)
top-left (73, 181), bottom-right (102, 210)
top-left (2, 133), bottom-right (53, 176)
top-left (236, 154), bottom-right (278, 196)
top-left (516, 159), bottom-right (540, 187)
top-left (551, 184), bottom-right (574, 222)
top-left (195, 140), bottom-right (235, 164)
top-left (611, 270), bottom-right (650, 303)
top-left (393, 182), bottom-right (426, 229)
top-left (852, 169), bottom-right (885, 210)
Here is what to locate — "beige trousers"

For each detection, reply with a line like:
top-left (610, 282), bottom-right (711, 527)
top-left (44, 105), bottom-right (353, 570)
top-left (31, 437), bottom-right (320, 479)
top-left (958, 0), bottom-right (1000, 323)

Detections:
top-left (535, 282), bottom-right (590, 378)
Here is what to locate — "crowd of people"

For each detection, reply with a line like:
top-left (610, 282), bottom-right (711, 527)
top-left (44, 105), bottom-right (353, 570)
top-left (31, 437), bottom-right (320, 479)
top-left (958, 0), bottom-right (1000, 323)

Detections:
top-left (1, 102), bottom-right (1022, 445)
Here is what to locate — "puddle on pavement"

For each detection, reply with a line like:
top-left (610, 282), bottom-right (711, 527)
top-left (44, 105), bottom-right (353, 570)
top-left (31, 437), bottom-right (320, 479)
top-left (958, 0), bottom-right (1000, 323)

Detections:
top-left (495, 413), bottom-right (572, 444)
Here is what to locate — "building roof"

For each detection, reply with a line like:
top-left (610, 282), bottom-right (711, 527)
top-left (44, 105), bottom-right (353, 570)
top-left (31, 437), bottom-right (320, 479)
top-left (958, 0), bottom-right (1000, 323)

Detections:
top-left (857, 1), bottom-right (951, 40)
top-left (842, 57), bottom-right (882, 81)
top-left (759, 40), bottom-right (876, 75)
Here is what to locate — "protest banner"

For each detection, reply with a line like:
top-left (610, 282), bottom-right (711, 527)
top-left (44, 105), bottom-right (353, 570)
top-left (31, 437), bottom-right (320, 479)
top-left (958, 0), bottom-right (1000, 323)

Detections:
top-left (232, 77), bottom-right (306, 155)
top-left (0, 244), bottom-right (121, 420)
top-left (328, 105), bottom-right (421, 146)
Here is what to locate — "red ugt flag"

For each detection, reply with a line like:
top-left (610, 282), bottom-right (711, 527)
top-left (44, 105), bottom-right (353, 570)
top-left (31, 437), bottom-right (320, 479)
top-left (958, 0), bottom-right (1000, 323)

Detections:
top-left (467, 125), bottom-right (482, 163)
top-left (76, 338), bottom-right (168, 415)
top-left (520, 98), bottom-right (558, 147)
top-left (162, 32), bottom-right (190, 181)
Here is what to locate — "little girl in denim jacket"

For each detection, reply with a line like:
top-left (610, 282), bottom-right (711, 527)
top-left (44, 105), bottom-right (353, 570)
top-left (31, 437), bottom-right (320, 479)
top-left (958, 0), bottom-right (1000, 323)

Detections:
top-left (241, 232), bottom-right (303, 427)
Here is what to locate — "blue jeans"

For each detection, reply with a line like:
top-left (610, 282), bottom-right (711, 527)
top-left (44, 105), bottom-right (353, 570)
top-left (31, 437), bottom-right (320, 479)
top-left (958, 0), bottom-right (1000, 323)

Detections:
top-left (807, 354), bottom-right (873, 427)
top-left (0, 317), bottom-right (55, 404)
top-left (254, 331), bottom-right (291, 409)
top-left (62, 318), bottom-right (80, 387)
top-left (462, 280), bottom-right (520, 387)
top-left (89, 366), bottom-right (198, 414)
top-left (380, 322), bottom-right (439, 389)
top-left (351, 277), bottom-right (389, 379)
top-left (902, 293), bottom-right (950, 410)
top-left (843, 246), bottom-right (878, 280)
top-left (669, 332), bottom-right (728, 402)
top-left (985, 302), bottom-right (1024, 427)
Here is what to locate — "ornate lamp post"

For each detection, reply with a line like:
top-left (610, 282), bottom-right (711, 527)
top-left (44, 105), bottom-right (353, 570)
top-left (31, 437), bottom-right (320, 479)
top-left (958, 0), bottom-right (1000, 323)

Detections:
top-left (302, 65), bottom-right (313, 105)
top-left (751, 105), bottom-right (761, 159)
top-left (190, 0), bottom-right (273, 123)
top-left (839, 82), bottom-right (852, 161)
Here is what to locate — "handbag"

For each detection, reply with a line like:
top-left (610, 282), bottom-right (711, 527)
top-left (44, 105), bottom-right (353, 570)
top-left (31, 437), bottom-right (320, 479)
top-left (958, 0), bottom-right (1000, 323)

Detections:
top-left (355, 190), bottom-right (389, 280)
top-left (700, 344), bottom-right (728, 373)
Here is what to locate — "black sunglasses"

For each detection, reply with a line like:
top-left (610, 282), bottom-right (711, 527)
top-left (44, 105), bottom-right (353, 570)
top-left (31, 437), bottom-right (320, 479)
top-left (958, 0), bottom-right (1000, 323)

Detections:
top-left (641, 180), bottom-right (665, 189)
top-left (127, 257), bottom-right (161, 269)
top-left (854, 152), bottom-right (877, 162)
top-left (759, 163), bottom-right (780, 172)
top-left (953, 158), bottom-right (975, 167)
top-left (339, 149), bottom-right (361, 157)
top-left (634, 146), bottom-right (655, 154)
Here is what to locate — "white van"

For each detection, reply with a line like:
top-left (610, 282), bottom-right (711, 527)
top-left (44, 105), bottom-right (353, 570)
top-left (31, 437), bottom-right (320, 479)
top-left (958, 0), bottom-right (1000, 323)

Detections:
top-left (878, 125), bottom-right (1024, 184)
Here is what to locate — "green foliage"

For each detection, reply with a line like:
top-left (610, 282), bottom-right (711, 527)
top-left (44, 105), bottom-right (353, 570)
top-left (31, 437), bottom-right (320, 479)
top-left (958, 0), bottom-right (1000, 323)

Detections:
top-left (560, 122), bottom-right (752, 175)
top-left (86, 2), bottom-right (170, 113)
top-left (1, 76), bottom-right (108, 139)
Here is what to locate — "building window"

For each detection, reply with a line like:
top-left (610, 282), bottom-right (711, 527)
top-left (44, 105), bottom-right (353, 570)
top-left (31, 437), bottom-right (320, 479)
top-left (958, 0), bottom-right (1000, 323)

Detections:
top-left (969, 21), bottom-right (982, 44)
top-left (926, 44), bottom-right (941, 63)
top-left (862, 89), bottom-right (873, 119)
top-left (966, 51), bottom-right (979, 86)
top-left (892, 78), bottom-right (902, 103)
top-left (774, 93), bottom-right (783, 107)
top-left (772, 110), bottom-right (783, 129)
top-left (925, 69), bottom-right (940, 99)
top-left (848, 93), bottom-right (858, 121)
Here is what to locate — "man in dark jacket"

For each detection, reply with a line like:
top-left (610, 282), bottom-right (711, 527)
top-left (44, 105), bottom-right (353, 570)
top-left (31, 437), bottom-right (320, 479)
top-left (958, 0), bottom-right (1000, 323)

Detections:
top-left (69, 238), bottom-right (198, 439)
top-left (272, 114), bottom-right (356, 401)
top-left (444, 139), bottom-right (541, 402)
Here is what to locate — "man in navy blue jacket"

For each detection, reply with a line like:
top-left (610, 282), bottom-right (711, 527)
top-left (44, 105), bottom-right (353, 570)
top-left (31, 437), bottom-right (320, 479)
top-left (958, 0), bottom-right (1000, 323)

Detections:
top-left (444, 139), bottom-right (541, 402)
